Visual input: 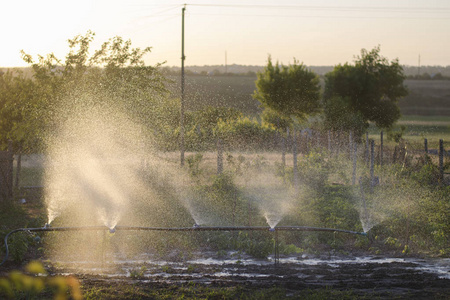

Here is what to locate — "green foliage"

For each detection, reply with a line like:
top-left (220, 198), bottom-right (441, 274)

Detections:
top-left (129, 266), bottom-right (147, 279)
top-left (297, 151), bottom-right (330, 189)
top-left (322, 96), bottom-right (368, 137)
top-left (18, 31), bottom-right (168, 151)
top-left (254, 56), bottom-right (321, 122)
top-left (235, 231), bottom-right (273, 259)
top-left (260, 106), bottom-right (293, 132)
top-left (324, 46), bottom-right (407, 134)
top-left (184, 106), bottom-right (242, 151)
top-left (308, 186), bottom-right (361, 244)
top-left (186, 153), bottom-right (204, 178)
top-left (387, 125), bottom-right (406, 143)
top-left (0, 261), bottom-right (81, 300)
top-left (216, 117), bottom-right (277, 151)
top-left (411, 163), bottom-right (441, 186)
top-left (10, 233), bottom-right (29, 263)
top-left (0, 70), bottom-right (41, 152)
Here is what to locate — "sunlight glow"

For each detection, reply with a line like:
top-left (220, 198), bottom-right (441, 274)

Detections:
top-left (1, 0), bottom-right (449, 67)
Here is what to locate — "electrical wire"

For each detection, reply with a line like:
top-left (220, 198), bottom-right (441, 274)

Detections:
top-left (186, 13), bottom-right (450, 20)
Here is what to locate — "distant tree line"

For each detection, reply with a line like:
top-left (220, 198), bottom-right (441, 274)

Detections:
top-left (158, 64), bottom-right (450, 78)
top-left (161, 67), bottom-right (257, 77)
top-left (407, 72), bottom-right (450, 80)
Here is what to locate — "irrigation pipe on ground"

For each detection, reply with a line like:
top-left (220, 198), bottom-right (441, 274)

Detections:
top-left (1, 225), bottom-right (367, 267)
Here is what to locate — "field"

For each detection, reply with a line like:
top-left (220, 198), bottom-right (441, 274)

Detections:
top-left (399, 80), bottom-right (450, 116)
top-left (166, 74), bottom-right (450, 150)
top-left (368, 115), bottom-right (450, 150)
top-left (167, 75), bottom-right (450, 118)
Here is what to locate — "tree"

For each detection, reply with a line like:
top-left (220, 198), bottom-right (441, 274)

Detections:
top-left (20, 31), bottom-right (169, 147)
top-left (253, 57), bottom-right (321, 129)
top-left (0, 70), bottom-right (42, 152)
top-left (323, 46), bottom-right (407, 134)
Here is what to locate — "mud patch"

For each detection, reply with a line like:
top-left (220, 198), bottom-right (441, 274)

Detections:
top-left (46, 254), bottom-right (449, 299)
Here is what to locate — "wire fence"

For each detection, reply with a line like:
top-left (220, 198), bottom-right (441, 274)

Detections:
top-left (185, 129), bottom-right (448, 185)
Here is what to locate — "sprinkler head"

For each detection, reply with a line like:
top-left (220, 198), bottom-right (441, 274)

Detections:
top-left (269, 227), bottom-right (275, 232)
top-left (193, 223), bottom-right (200, 228)
top-left (359, 232), bottom-right (368, 237)
top-left (44, 223), bottom-right (51, 229)
top-left (109, 227), bottom-right (116, 234)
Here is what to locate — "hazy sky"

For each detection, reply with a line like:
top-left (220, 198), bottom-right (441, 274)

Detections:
top-left (1, 0), bottom-right (449, 68)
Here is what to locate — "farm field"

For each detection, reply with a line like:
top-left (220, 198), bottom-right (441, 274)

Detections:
top-left (167, 74), bottom-right (450, 149)
top-left (368, 115), bottom-right (450, 150)
top-left (168, 75), bottom-right (450, 118)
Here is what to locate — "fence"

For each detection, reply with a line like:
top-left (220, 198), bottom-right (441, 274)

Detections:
top-left (197, 129), bottom-right (448, 185)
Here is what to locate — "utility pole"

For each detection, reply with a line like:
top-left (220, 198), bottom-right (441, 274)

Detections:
top-left (180, 4), bottom-right (186, 166)
top-left (418, 54), bottom-right (421, 77)
top-left (225, 51), bottom-right (227, 74)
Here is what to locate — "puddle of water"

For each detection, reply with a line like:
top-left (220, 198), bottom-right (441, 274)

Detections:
top-left (47, 253), bottom-right (450, 281)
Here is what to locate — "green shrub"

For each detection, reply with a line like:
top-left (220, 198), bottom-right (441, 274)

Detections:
top-left (0, 261), bottom-right (81, 300)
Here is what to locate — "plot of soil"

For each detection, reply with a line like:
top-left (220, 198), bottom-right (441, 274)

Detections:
top-left (47, 254), bottom-right (450, 299)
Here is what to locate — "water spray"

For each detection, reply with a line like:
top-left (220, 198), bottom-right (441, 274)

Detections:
top-left (1, 225), bottom-right (368, 267)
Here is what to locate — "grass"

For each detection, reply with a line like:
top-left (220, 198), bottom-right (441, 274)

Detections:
top-left (367, 115), bottom-right (450, 150)
top-left (16, 166), bottom-right (44, 187)
top-left (82, 281), bottom-right (366, 300)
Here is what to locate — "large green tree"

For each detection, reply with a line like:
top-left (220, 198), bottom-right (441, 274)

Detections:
top-left (253, 57), bottom-right (321, 129)
top-left (323, 46), bottom-right (407, 135)
top-left (0, 69), bottom-right (42, 152)
top-left (18, 31), bottom-right (170, 149)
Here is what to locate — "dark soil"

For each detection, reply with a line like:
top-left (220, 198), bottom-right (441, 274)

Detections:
top-left (47, 254), bottom-right (450, 299)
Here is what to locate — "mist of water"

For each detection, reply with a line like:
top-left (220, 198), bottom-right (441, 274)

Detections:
top-left (238, 171), bottom-right (295, 228)
top-left (44, 104), bottom-right (147, 228)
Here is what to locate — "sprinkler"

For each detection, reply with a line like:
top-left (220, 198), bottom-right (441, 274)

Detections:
top-left (1, 225), bottom-right (368, 267)
top-left (44, 223), bottom-right (51, 229)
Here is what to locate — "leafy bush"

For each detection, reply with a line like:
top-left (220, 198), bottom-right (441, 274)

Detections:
top-left (216, 117), bottom-right (278, 151)
top-left (0, 261), bottom-right (81, 300)
top-left (411, 163), bottom-right (441, 186)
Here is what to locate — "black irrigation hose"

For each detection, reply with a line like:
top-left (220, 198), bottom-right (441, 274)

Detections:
top-left (1, 225), bottom-right (367, 267)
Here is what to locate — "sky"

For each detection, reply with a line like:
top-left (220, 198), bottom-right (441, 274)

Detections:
top-left (1, 0), bottom-right (449, 68)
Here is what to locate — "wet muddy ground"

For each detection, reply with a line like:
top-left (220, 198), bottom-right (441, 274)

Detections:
top-left (47, 254), bottom-right (449, 299)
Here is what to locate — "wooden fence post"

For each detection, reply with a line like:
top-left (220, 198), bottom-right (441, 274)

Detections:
top-left (352, 142), bottom-right (357, 185)
top-left (281, 129), bottom-right (286, 178)
top-left (14, 147), bottom-right (22, 189)
top-left (365, 132), bottom-right (369, 167)
top-left (370, 139), bottom-right (375, 191)
top-left (293, 129), bottom-right (298, 191)
top-left (439, 139), bottom-right (444, 183)
top-left (380, 131), bottom-right (383, 167)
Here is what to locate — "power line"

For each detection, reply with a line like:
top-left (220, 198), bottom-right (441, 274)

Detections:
top-left (187, 13), bottom-right (450, 20)
top-left (187, 4), bottom-right (450, 13)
